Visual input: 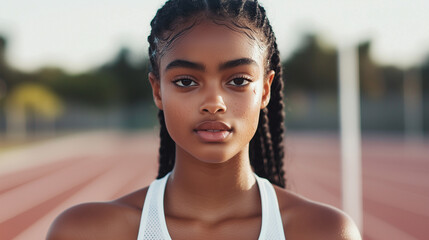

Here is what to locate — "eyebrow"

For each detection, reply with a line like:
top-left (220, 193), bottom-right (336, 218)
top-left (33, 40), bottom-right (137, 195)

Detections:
top-left (164, 58), bottom-right (257, 72)
top-left (165, 59), bottom-right (205, 71)
top-left (219, 58), bottom-right (257, 70)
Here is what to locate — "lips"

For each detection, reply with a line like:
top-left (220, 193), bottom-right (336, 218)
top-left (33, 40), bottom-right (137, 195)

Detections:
top-left (194, 121), bottom-right (232, 142)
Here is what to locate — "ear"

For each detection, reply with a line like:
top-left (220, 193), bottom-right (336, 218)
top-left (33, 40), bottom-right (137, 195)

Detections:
top-left (261, 70), bottom-right (275, 109)
top-left (149, 72), bottom-right (163, 110)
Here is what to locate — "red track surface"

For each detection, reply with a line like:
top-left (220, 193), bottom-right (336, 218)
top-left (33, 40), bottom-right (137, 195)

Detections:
top-left (0, 131), bottom-right (428, 240)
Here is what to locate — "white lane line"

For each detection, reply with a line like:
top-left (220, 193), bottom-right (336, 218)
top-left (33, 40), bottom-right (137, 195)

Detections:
top-left (0, 156), bottom-right (112, 223)
top-left (0, 131), bottom-right (120, 175)
top-left (14, 155), bottom-right (145, 240)
top-left (0, 160), bottom-right (72, 192)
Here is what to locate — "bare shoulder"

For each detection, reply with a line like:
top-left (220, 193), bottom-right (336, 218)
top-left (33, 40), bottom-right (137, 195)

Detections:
top-left (274, 186), bottom-right (362, 240)
top-left (46, 187), bottom-right (149, 240)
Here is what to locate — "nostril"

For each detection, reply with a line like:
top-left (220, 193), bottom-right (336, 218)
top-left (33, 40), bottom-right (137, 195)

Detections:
top-left (200, 99), bottom-right (227, 114)
top-left (201, 107), bottom-right (225, 114)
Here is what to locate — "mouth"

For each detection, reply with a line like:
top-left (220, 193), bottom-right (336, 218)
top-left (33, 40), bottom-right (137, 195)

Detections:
top-left (194, 121), bottom-right (232, 142)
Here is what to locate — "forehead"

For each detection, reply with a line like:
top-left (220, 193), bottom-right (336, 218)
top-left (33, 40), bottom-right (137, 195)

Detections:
top-left (159, 19), bottom-right (265, 73)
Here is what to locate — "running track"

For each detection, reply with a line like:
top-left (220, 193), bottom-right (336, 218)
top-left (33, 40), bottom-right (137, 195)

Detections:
top-left (0, 131), bottom-right (428, 239)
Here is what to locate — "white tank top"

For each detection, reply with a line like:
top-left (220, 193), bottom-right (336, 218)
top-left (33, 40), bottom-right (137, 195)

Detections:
top-left (137, 172), bottom-right (286, 240)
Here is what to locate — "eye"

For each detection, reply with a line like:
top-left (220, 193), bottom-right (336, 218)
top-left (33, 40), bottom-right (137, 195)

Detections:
top-left (173, 78), bottom-right (198, 87)
top-left (227, 77), bottom-right (251, 87)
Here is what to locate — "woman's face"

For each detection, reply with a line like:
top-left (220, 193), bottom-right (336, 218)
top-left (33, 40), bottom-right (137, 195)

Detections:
top-left (150, 19), bottom-right (274, 164)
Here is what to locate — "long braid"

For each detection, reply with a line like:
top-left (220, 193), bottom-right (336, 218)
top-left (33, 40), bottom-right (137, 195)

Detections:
top-left (157, 110), bottom-right (175, 178)
top-left (248, 1), bottom-right (286, 187)
top-left (148, 0), bottom-right (286, 187)
top-left (249, 119), bottom-right (265, 177)
top-left (267, 36), bottom-right (286, 188)
top-left (262, 108), bottom-right (275, 182)
top-left (258, 1), bottom-right (286, 187)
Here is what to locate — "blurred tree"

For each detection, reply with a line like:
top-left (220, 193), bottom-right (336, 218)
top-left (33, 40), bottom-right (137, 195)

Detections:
top-left (0, 35), bottom-right (10, 101)
top-left (0, 35), bottom-right (8, 71)
top-left (0, 78), bottom-right (5, 101)
top-left (358, 41), bottom-right (384, 98)
top-left (381, 65), bottom-right (403, 95)
top-left (421, 55), bottom-right (429, 93)
top-left (48, 71), bottom-right (120, 107)
top-left (35, 67), bottom-right (67, 83)
top-left (0, 35), bottom-right (35, 102)
top-left (420, 55), bottom-right (429, 133)
top-left (283, 34), bottom-right (338, 94)
top-left (100, 47), bottom-right (151, 107)
top-left (99, 47), bottom-right (154, 129)
top-left (0, 35), bottom-right (7, 69)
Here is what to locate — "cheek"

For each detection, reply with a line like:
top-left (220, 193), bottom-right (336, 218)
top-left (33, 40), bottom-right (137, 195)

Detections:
top-left (230, 84), bottom-right (262, 118)
top-left (161, 84), bottom-right (188, 118)
top-left (229, 85), bottom-right (262, 138)
top-left (161, 91), bottom-right (193, 139)
top-left (164, 98), bottom-right (185, 119)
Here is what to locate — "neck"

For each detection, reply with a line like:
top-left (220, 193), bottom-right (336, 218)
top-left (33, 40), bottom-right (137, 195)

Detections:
top-left (164, 145), bottom-right (259, 222)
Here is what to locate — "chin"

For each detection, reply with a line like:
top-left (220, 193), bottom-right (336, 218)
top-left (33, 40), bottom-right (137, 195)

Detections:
top-left (175, 139), bottom-right (246, 165)
top-left (194, 152), bottom-right (232, 164)
top-left (187, 146), bottom-right (240, 165)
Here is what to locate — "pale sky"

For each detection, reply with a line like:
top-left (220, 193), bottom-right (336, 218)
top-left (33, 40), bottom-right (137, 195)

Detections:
top-left (1, 0), bottom-right (429, 73)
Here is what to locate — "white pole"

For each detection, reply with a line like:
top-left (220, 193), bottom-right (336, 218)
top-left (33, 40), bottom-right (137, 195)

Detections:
top-left (338, 45), bottom-right (363, 231)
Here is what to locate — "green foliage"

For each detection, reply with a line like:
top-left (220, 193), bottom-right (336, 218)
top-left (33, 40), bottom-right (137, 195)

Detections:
top-left (29, 47), bottom-right (153, 108)
top-left (49, 71), bottom-right (120, 107)
top-left (358, 42), bottom-right (384, 98)
top-left (421, 56), bottom-right (429, 92)
top-left (99, 47), bottom-right (152, 106)
top-left (283, 34), bottom-right (338, 94)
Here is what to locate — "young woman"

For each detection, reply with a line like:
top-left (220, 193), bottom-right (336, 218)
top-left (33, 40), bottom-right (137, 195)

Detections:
top-left (47, 0), bottom-right (361, 239)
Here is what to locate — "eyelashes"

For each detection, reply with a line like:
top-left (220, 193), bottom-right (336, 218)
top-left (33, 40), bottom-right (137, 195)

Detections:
top-left (172, 75), bottom-right (252, 88)
top-left (227, 77), bottom-right (251, 87)
top-left (173, 78), bottom-right (198, 87)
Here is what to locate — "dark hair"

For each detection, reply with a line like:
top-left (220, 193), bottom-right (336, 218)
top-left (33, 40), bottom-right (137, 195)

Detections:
top-left (148, 0), bottom-right (286, 188)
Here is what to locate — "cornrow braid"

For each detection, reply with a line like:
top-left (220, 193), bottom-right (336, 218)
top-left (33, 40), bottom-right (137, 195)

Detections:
top-left (149, 0), bottom-right (286, 188)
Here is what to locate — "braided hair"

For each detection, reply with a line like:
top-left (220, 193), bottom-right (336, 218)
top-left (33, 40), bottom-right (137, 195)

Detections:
top-left (148, 0), bottom-right (286, 188)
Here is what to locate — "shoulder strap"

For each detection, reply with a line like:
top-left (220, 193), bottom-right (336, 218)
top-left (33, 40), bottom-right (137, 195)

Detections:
top-left (137, 173), bottom-right (172, 240)
top-left (255, 174), bottom-right (286, 240)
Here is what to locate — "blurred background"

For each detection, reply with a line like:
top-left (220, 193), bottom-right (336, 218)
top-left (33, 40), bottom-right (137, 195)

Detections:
top-left (0, 0), bottom-right (428, 239)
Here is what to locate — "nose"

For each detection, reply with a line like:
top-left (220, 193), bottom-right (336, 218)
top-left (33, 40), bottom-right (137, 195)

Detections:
top-left (200, 93), bottom-right (227, 114)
